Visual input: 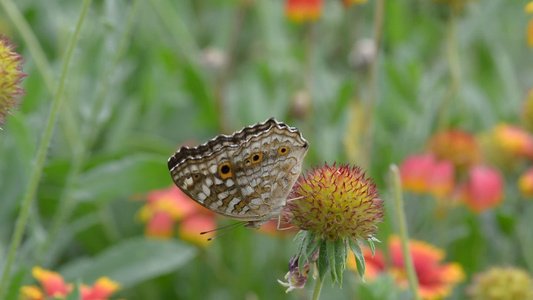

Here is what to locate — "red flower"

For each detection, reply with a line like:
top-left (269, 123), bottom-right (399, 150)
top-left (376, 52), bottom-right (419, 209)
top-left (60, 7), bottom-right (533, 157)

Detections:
top-left (20, 267), bottom-right (121, 300)
top-left (80, 277), bottom-right (121, 300)
top-left (428, 130), bottom-right (480, 169)
top-left (285, 0), bottom-right (322, 23)
top-left (31, 267), bottom-right (72, 299)
top-left (350, 236), bottom-right (464, 299)
top-left (137, 186), bottom-right (217, 244)
top-left (400, 154), bottom-right (455, 198)
top-left (388, 236), bottom-right (465, 299)
top-left (460, 165), bottom-right (504, 213)
top-left (178, 214), bottom-right (217, 247)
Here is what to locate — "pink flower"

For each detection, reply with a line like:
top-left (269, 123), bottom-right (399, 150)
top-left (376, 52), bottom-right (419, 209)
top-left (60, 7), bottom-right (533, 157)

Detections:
top-left (461, 165), bottom-right (504, 213)
top-left (285, 0), bottom-right (322, 23)
top-left (400, 154), bottom-right (436, 194)
top-left (137, 186), bottom-right (217, 242)
top-left (400, 154), bottom-right (455, 198)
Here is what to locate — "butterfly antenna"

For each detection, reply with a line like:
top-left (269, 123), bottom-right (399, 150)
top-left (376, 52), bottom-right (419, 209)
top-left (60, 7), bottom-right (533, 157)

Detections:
top-left (286, 195), bottom-right (303, 203)
top-left (200, 221), bottom-right (247, 241)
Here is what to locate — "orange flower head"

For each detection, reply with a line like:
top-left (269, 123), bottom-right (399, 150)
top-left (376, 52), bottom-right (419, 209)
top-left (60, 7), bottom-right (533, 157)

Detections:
top-left (347, 246), bottom-right (386, 280)
top-left (80, 277), bottom-right (121, 300)
top-left (461, 165), bottom-right (504, 213)
top-left (400, 154), bottom-right (455, 198)
top-left (493, 123), bottom-right (533, 159)
top-left (178, 214), bottom-right (217, 247)
top-left (0, 35), bottom-right (27, 127)
top-left (519, 167), bottom-right (533, 198)
top-left (468, 267), bottom-right (533, 300)
top-left (285, 163), bottom-right (384, 241)
top-left (285, 0), bottom-right (322, 23)
top-left (388, 236), bottom-right (465, 300)
top-left (31, 267), bottom-right (72, 298)
top-left (522, 89), bottom-right (533, 132)
top-left (428, 130), bottom-right (480, 169)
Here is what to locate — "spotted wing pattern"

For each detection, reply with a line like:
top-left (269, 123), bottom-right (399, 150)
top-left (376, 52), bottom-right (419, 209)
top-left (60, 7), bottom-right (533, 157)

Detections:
top-left (168, 118), bottom-right (309, 228)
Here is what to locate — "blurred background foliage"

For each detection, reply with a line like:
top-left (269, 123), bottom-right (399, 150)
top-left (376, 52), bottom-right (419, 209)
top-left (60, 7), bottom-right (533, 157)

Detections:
top-left (0, 0), bottom-right (532, 299)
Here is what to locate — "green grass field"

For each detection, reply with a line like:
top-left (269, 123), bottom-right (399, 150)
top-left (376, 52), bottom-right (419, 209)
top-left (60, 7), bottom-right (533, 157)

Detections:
top-left (1, 0), bottom-right (533, 299)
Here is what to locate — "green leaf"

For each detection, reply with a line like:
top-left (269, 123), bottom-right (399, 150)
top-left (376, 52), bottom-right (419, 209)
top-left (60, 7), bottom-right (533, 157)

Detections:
top-left (297, 231), bottom-right (319, 273)
top-left (334, 239), bottom-right (346, 286)
top-left (367, 238), bottom-right (376, 257)
top-left (349, 239), bottom-right (366, 281)
top-left (296, 231), bottom-right (309, 272)
top-left (65, 281), bottom-right (81, 300)
top-left (75, 154), bottom-right (170, 202)
top-left (326, 240), bottom-right (336, 283)
top-left (317, 240), bottom-right (329, 281)
top-left (59, 237), bottom-right (196, 288)
top-left (5, 268), bottom-right (28, 300)
top-left (304, 232), bottom-right (319, 260)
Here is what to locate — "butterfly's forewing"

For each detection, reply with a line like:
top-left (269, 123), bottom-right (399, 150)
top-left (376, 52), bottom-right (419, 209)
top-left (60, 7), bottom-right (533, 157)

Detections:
top-left (168, 118), bottom-right (309, 227)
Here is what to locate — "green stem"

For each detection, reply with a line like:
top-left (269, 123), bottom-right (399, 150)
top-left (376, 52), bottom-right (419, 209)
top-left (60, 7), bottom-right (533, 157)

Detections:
top-left (39, 0), bottom-right (141, 261)
top-left (361, 0), bottom-right (384, 169)
top-left (390, 165), bottom-right (422, 300)
top-left (0, 0), bottom-right (92, 296)
top-left (437, 8), bottom-right (460, 130)
top-left (311, 272), bottom-right (324, 300)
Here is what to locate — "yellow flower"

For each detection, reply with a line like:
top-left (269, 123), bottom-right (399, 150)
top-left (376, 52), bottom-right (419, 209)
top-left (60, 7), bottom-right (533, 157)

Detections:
top-left (468, 267), bottom-right (533, 300)
top-left (519, 167), bottom-right (533, 198)
top-left (285, 163), bottom-right (384, 241)
top-left (0, 35), bottom-right (27, 127)
top-left (526, 1), bottom-right (533, 14)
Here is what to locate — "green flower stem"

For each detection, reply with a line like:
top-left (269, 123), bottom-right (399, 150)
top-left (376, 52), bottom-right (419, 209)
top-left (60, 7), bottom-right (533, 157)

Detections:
top-left (40, 0), bottom-right (141, 260)
top-left (361, 0), bottom-right (384, 169)
top-left (389, 165), bottom-right (422, 300)
top-left (0, 0), bottom-right (55, 93)
top-left (437, 8), bottom-right (460, 130)
top-left (0, 0), bottom-right (92, 296)
top-left (311, 269), bottom-right (324, 300)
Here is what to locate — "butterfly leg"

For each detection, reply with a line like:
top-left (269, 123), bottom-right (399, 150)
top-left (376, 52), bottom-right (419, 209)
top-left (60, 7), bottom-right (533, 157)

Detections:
top-left (276, 214), bottom-right (294, 231)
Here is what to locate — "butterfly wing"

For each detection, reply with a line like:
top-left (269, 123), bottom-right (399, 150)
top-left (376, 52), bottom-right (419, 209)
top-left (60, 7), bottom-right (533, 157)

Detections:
top-left (168, 118), bottom-right (309, 226)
